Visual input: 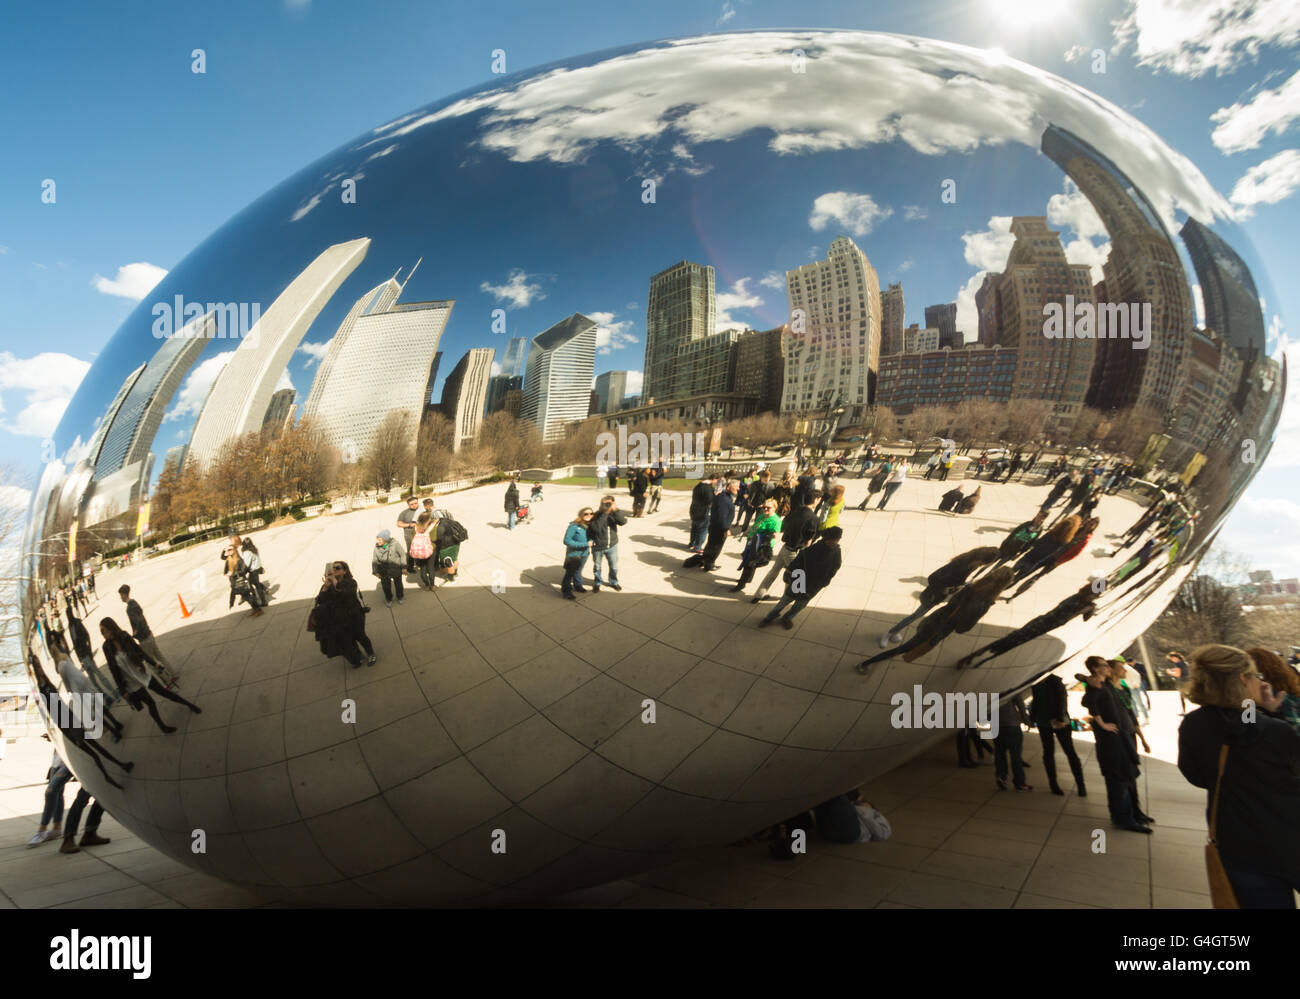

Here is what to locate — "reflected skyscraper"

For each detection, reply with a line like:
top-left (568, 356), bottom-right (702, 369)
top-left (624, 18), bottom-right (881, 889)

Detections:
top-left (440, 348), bottom-right (495, 450)
top-left (500, 336), bottom-right (530, 379)
top-left (782, 235), bottom-right (881, 422)
top-left (186, 238), bottom-right (371, 468)
top-left (593, 370), bottom-right (628, 414)
top-left (644, 261), bottom-right (716, 404)
top-left (881, 283), bottom-right (904, 357)
top-left (521, 314), bottom-right (598, 443)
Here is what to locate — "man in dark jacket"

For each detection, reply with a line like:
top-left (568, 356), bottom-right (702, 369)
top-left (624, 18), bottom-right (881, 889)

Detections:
top-left (1081, 660), bottom-right (1149, 832)
top-left (588, 495), bottom-right (627, 592)
top-left (646, 463), bottom-right (664, 513)
top-left (695, 479), bottom-right (739, 571)
top-left (740, 470), bottom-right (773, 531)
top-left (752, 489), bottom-right (820, 602)
top-left (630, 467), bottom-right (649, 517)
top-left (759, 527), bottom-right (842, 629)
top-left (688, 473), bottom-right (718, 553)
top-left (1030, 673), bottom-right (1086, 796)
top-left (504, 478), bottom-right (520, 530)
top-left (993, 693), bottom-right (1032, 791)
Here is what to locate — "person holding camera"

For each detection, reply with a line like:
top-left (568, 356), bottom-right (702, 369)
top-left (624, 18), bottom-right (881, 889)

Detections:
top-left (314, 560), bottom-right (375, 668)
top-left (587, 495), bottom-right (627, 592)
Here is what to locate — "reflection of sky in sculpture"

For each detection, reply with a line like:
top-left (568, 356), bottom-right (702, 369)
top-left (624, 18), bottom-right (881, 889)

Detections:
top-left (49, 31), bottom-right (1278, 478)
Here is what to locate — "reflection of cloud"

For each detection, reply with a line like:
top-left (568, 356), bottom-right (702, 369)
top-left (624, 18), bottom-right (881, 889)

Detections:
top-left (1063, 44), bottom-right (1089, 63)
top-left (0, 351), bottom-right (91, 438)
top-left (896, 259), bottom-right (914, 273)
top-left (625, 370), bottom-right (644, 396)
top-left (903, 204), bottom-right (927, 221)
top-left (296, 341), bottom-right (330, 367)
top-left (587, 311), bottom-right (638, 354)
top-left (491, 361), bottom-right (502, 377)
top-left (1229, 149), bottom-right (1300, 219)
top-left (480, 269), bottom-right (545, 309)
top-left (91, 262), bottom-right (168, 300)
top-left (716, 278), bottom-right (763, 330)
top-left (1113, 0), bottom-right (1300, 77)
top-left (955, 272), bottom-right (986, 347)
top-left (809, 191), bottom-right (892, 236)
top-left (962, 216), bottom-right (1015, 270)
top-left (164, 351), bottom-right (234, 423)
top-left (275, 370), bottom-right (294, 393)
top-left (354, 32), bottom-right (1228, 231)
top-left (1211, 68), bottom-right (1300, 153)
top-left (716, 2), bottom-right (736, 26)
top-left (1262, 334), bottom-right (1300, 468)
top-left (759, 271), bottom-right (785, 290)
top-left (1192, 283), bottom-right (1205, 327)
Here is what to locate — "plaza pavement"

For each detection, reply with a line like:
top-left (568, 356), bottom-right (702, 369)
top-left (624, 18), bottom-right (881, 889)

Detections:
top-left (7, 469), bottom-right (1191, 905)
top-left (0, 691), bottom-right (1214, 907)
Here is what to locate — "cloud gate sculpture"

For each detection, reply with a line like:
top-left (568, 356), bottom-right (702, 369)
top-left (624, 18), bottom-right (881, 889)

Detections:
top-left (21, 30), bottom-right (1285, 905)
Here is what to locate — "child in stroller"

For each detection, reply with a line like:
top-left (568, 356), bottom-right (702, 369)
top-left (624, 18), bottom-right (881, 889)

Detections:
top-left (515, 501), bottom-right (533, 525)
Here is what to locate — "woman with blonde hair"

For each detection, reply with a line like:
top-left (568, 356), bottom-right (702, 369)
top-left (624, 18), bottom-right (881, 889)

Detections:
top-left (1178, 643), bottom-right (1300, 907)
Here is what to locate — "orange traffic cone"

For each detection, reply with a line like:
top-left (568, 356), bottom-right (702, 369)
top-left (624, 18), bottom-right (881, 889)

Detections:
top-left (178, 593), bottom-right (192, 618)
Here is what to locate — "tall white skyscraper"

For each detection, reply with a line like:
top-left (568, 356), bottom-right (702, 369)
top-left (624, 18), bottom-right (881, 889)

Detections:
top-left (440, 347), bottom-right (495, 451)
top-left (500, 337), bottom-right (530, 379)
top-left (303, 282), bottom-right (453, 457)
top-left (521, 314), bottom-right (598, 443)
top-left (781, 235), bottom-right (881, 422)
top-left (186, 237), bottom-right (370, 469)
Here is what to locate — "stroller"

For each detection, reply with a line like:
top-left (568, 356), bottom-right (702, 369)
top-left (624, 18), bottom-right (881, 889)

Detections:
top-left (529, 483), bottom-right (544, 502)
top-left (514, 502), bottom-right (534, 525)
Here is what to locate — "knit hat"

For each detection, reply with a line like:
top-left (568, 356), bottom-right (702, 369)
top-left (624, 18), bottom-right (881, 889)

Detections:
top-left (377, 529), bottom-right (391, 541)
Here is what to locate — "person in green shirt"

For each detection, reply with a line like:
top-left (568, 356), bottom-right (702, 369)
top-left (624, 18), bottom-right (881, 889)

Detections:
top-left (731, 499), bottom-right (782, 594)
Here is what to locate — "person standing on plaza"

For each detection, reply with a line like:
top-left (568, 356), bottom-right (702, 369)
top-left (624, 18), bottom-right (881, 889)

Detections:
top-left (118, 585), bottom-right (180, 683)
top-left (65, 608), bottom-right (119, 705)
top-left (1080, 659), bottom-right (1150, 833)
top-left (688, 473), bottom-right (717, 554)
top-left (100, 618), bottom-right (201, 723)
top-left (561, 507), bottom-right (594, 599)
top-left (753, 490), bottom-right (820, 603)
top-left (396, 496), bottom-right (420, 575)
top-left (858, 459), bottom-right (892, 510)
top-left (607, 464), bottom-right (619, 489)
top-left (1167, 650), bottom-right (1190, 715)
top-left (49, 633), bottom-right (124, 742)
top-left (922, 450), bottom-right (941, 480)
top-left (730, 498), bottom-right (781, 594)
top-left (647, 463), bottom-right (665, 514)
top-left (596, 464), bottom-right (608, 490)
top-left (314, 561), bottom-right (376, 667)
top-left (1246, 647), bottom-right (1300, 734)
top-left (409, 515), bottom-right (436, 589)
top-left (241, 538), bottom-right (269, 606)
top-left (1177, 644), bottom-right (1300, 907)
top-left (588, 495), bottom-right (627, 593)
top-left (740, 469), bottom-right (773, 532)
top-left (372, 529), bottom-right (407, 605)
top-left (758, 527), bottom-right (843, 630)
top-left (876, 458), bottom-right (909, 510)
top-left (877, 547), bottom-right (1000, 647)
top-left (1030, 673), bottom-right (1086, 796)
top-left (693, 478), bottom-right (739, 572)
top-left (29, 747), bottom-right (71, 847)
top-left (937, 449), bottom-right (955, 481)
top-left (993, 693), bottom-right (1033, 791)
top-left (630, 466), bottom-right (649, 517)
top-left (59, 787), bottom-right (113, 855)
top-left (504, 476), bottom-right (521, 530)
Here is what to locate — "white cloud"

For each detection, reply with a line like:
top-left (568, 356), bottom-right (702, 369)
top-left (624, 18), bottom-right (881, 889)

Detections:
top-left (91, 262), bottom-right (168, 301)
top-left (715, 277), bottom-right (764, 330)
top-left (759, 271), bottom-right (786, 291)
top-left (961, 215), bottom-right (1015, 270)
top-left (896, 259), bottom-right (914, 273)
top-left (480, 268), bottom-right (545, 309)
top-left (955, 271), bottom-right (987, 347)
top-left (624, 370), bottom-right (644, 396)
top-left (1211, 68), bottom-right (1300, 153)
top-left (274, 369), bottom-right (294, 393)
top-left (587, 311), bottom-right (638, 355)
top-left (1229, 148), bottom-right (1300, 218)
top-left (1112, 0), bottom-right (1300, 77)
top-left (296, 341), bottom-right (330, 367)
top-left (491, 361), bottom-right (502, 377)
top-left (903, 204), bottom-right (927, 221)
top-left (808, 191), bottom-right (892, 236)
top-left (0, 245), bottom-right (11, 254)
top-left (351, 33), bottom-right (1229, 232)
top-left (1260, 334), bottom-right (1300, 468)
top-left (0, 351), bottom-right (91, 438)
top-left (1192, 283), bottom-right (1205, 327)
top-left (716, 2), bottom-right (736, 26)
top-left (1063, 44), bottom-right (1089, 63)
top-left (164, 351), bottom-right (234, 423)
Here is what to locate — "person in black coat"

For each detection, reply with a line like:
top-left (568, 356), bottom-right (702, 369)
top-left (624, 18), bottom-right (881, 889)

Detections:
top-left (1030, 673), bottom-right (1086, 795)
top-left (630, 467), bottom-right (649, 517)
top-left (759, 528), bottom-right (842, 629)
top-left (1039, 470), bottom-right (1077, 513)
top-left (956, 584), bottom-right (1098, 669)
top-left (686, 480), bottom-right (738, 571)
top-left (1080, 658), bottom-right (1149, 832)
top-left (587, 495), bottom-right (628, 592)
top-left (504, 478), bottom-right (520, 530)
top-left (314, 561), bottom-right (376, 668)
top-left (687, 473), bottom-right (718, 553)
top-left (1178, 644), bottom-right (1300, 907)
top-left (878, 547), bottom-right (999, 645)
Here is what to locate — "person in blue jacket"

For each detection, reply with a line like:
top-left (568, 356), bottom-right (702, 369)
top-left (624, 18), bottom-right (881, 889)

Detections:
top-left (561, 507), bottom-right (594, 599)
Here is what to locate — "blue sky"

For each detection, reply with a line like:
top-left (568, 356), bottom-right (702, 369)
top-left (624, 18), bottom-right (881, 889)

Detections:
top-left (1, 0), bottom-right (1297, 573)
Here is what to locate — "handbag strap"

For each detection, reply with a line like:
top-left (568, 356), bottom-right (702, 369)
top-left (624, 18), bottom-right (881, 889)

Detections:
top-left (1207, 743), bottom-right (1229, 844)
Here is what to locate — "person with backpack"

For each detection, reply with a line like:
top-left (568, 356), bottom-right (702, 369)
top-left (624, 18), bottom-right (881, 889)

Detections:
top-left (409, 514), bottom-right (436, 590)
top-left (223, 545), bottom-right (265, 617)
top-left (432, 511), bottom-right (467, 583)
top-left (758, 527), bottom-right (843, 630)
top-left (241, 538), bottom-right (269, 605)
top-left (752, 490), bottom-right (820, 603)
top-left (730, 498), bottom-right (781, 594)
top-left (372, 529), bottom-right (407, 605)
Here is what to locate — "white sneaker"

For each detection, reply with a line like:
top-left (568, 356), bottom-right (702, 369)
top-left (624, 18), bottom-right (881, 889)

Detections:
top-left (889, 632), bottom-right (903, 645)
top-left (878, 633), bottom-right (892, 648)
